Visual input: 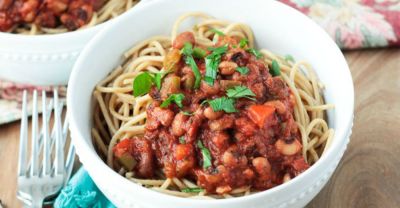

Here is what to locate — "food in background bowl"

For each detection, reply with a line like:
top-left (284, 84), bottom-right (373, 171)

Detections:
top-left (0, 0), bottom-right (138, 34)
top-left (91, 13), bottom-right (335, 198)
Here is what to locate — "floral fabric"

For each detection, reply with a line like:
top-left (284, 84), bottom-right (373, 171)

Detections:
top-left (280, 0), bottom-right (400, 49)
top-left (1, 0), bottom-right (399, 124)
top-left (0, 80), bottom-right (66, 124)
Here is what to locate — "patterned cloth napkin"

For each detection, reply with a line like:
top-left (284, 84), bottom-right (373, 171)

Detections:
top-left (1, 0), bottom-right (399, 125)
top-left (279, 0), bottom-right (400, 49)
top-left (54, 168), bottom-right (115, 208)
top-left (0, 81), bottom-right (66, 125)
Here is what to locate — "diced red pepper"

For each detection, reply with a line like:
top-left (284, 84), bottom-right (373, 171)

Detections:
top-left (247, 104), bottom-right (276, 128)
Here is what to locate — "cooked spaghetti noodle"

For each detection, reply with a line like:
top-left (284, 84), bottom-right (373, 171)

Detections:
top-left (92, 12), bottom-right (334, 198)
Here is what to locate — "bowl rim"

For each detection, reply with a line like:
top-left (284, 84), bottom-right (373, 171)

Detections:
top-left (67, 0), bottom-right (355, 205)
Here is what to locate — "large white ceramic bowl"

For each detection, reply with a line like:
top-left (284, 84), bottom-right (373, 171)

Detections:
top-left (0, 0), bottom-right (148, 86)
top-left (68, 0), bottom-right (354, 207)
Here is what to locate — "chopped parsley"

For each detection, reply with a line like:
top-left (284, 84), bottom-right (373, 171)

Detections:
top-left (226, 86), bottom-right (256, 101)
top-left (181, 42), bottom-right (201, 89)
top-left (239, 38), bottom-right (248, 48)
top-left (179, 136), bottom-right (186, 144)
top-left (182, 111), bottom-right (194, 116)
top-left (182, 187), bottom-right (204, 193)
top-left (154, 71), bottom-right (171, 90)
top-left (160, 93), bottom-right (185, 108)
top-left (247, 48), bottom-right (263, 59)
top-left (210, 28), bottom-right (225, 36)
top-left (270, 60), bottom-right (281, 76)
top-left (197, 140), bottom-right (212, 169)
top-left (193, 47), bottom-right (207, 59)
top-left (181, 42), bottom-right (193, 56)
top-left (285, 54), bottom-right (295, 63)
top-left (207, 97), bottom-right (237, 113)
top-left (204, 45), bottom-right (228, 86)
top-left (133, 72), bottom-right (153, 97)
top-left (235, 66), bottom-right (249, 75)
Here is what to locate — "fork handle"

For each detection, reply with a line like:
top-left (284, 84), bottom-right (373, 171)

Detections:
top-left (31, 199), bottom-right (43, 208)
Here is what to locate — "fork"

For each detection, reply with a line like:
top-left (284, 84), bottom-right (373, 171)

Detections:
top-left (17, 89), bottom-right (75, 208)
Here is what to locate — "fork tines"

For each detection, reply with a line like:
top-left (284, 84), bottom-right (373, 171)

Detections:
top-left (17, 89), bottom-right (73, 207)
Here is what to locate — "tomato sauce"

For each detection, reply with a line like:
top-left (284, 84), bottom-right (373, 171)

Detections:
top-left (113, 32), bottom-right (309, 194)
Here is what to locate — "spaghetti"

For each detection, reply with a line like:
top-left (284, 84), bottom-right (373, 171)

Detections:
top-left (92, 12), bottom-right (334, 198)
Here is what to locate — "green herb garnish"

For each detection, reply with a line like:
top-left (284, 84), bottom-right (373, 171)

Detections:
top-left (239, 38), bottom-right (248, 48)
top-left (179, 136), bottom-right (186, 144)
top-left (235, 66), bottom-right (249, 75)
top-left (133, 72), bottom-right (153, 97)
top-left (226, 86), bottom-right (256, 101)
top-left (154, 71), bottom-right (171, 90)
top-left (247, 48), bottom-right (263, 59)
top-left (210, 28), bottom-right (225, 36)
top-left (285, 54), bottom-right (295, 63)
top-left (193, 47), bottom-right (207, 59)
top-left (208, 45), bottom-right (228, 54)
top-left (160, 93), bottom-right (185, 108)
top-left (182, 187), bottom-right (204, 193)
top-left (204, 45), bottom-right (228, 86)
top-left (270, 60), bottom-right (281, 76)
top-left (197, 140), bottom-right (212, 169)
top-left (182, 111), bottom-right (193, 116)
top-left (207, 97), bottom-right (237, 113)
top-left (181, 43), bottom-right (201, 89)
top-left (181, 42), bottom-right (193, 56)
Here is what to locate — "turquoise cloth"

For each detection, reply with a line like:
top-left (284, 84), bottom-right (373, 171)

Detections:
top-left (54, 168), bottom-right (116, 208)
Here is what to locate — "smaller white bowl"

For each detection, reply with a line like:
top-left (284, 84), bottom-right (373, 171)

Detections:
top-left (0, 0), bottom-right (148, 86)
top-left (68, 0), bottom-right (354, 207)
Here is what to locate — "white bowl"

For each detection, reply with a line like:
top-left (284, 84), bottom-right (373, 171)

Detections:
top-left (67, 0), bottom-right (354, 207)
top-left (0, 0), bottom-right (148, 86)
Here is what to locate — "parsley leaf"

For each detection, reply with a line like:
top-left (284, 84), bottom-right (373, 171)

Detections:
top-left (208, 97), bottom-right (237, 113)
top-left (235, 66), bottom-right (249, 75)
top-left (154, 71), bottom-right (171, 90)
top-left (247, 48), bottom-right (263, 59)
top-left (208, 45), bottom-right (228, 55)
top-left (270, 60), bottom-right (281, 76)
top-left (285, 54), bottom-right (295, 63)
top-left (197, 140), bottom-right (212, 169)
top-left (182, 111), bottom-right (193, 116)
top-left (226, 86), bottom-right (256, 101)
top-left (193, 47), bottom-right (207, 58)
top-left (181, 43), bottom-right (201, 89)
top-left (185, 56), bottom-right (201, 89)
top-left (181, 42), bottom-right (193, 56)
top-left (133, 72), bottom-right (153, 97)
top-left (160, 93), bottom-right (185, 108)
top-left (179, 136), bottom-right (186, 144)
top-left (204, 45), bottom-right (228, 86)
top-left (210, 28), bottom-right (225, 36)
top-left (239, 38), bottom-right (248, 48)
top-left (204, 57), bottom-right (219, 85)
top-left (182, 187), bottom-right (204, 193)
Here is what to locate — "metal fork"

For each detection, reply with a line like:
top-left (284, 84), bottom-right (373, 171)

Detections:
top-left (17, 89), bottom-right (75, 208)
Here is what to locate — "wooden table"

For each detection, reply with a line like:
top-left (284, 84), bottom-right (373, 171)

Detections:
top-left (1, 49), bottom-right (399, 208)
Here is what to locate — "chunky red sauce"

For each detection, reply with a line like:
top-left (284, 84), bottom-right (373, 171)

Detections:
top-left (113, 32), bottom-right (309, 194)
top-left (0, 0), bottom-right (103, 31)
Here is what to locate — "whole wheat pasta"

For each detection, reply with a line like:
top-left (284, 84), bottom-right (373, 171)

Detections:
top-left (92, 12), bottom-right (334, 199)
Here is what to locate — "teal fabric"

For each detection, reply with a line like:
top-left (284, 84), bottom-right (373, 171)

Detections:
top-left (54, 168), bottom-right (115, 208)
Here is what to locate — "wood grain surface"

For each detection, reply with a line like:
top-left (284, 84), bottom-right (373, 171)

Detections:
top-left (0, 49), bottom-right (399, 208)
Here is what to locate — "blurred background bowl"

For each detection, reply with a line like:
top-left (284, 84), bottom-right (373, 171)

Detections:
top-left (0, 0), bottom-right (148, 86)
